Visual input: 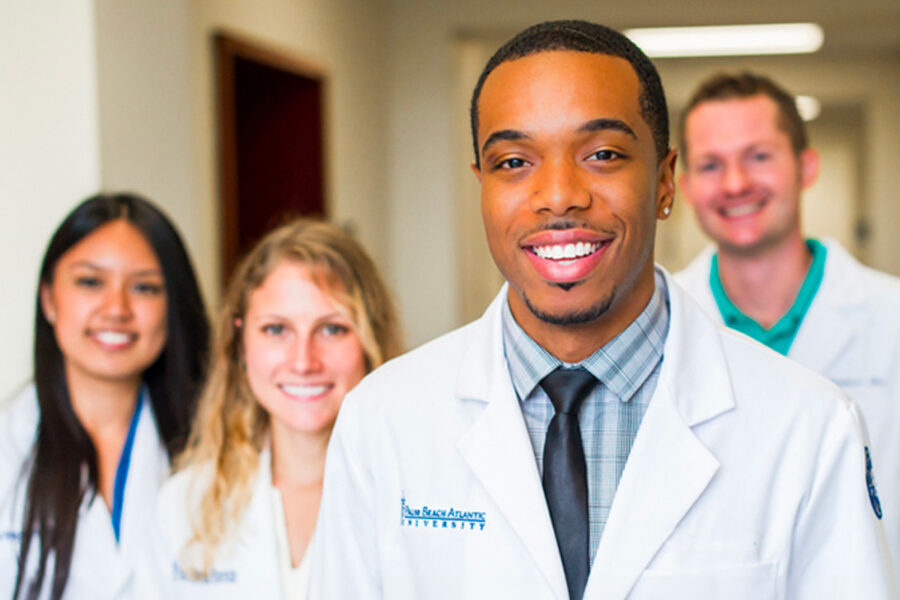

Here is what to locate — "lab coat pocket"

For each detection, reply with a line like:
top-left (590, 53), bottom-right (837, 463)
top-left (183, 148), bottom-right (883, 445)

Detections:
top-left (628, 561), bottom-right (778, 599)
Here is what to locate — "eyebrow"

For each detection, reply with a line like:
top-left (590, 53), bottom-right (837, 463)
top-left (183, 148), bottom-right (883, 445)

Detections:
top-left (577, 118), bottom-right (637, 139)
top-left (68, 261), bottom-right (162, 278)
top-left (480, 118), bottom-right (638, 158)
top-left (480, 129), bottom-right (532, 157)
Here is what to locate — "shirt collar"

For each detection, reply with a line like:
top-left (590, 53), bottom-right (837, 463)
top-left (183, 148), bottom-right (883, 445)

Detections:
top-left (709, 238), bottom-right (827, 355)
top-left (501, 271), bottom-right (670, 403)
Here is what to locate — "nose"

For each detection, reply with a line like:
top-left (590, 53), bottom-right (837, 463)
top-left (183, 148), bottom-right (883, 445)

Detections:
top-left (530, 158), bottom-right (591, 215)
top-left (722, 162), bottom-right (751, 196)
top-left (102, 285), bottom-right (133, 321)
top-left (289, 335), bottom-right (323, 374)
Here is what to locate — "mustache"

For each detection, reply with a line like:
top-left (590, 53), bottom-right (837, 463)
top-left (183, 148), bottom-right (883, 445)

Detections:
top-left (521, 219), bottom-right (615, 237)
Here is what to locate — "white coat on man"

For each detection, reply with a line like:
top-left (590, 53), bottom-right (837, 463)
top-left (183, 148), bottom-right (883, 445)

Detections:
top-left (135, 445), bottom-right (302, 599)
top-left (676, 238), bottom-right (900, 574)
top-left (0, 385), bottom-right (168, 599)
top-left (308, 268), bottom-right (896, 599)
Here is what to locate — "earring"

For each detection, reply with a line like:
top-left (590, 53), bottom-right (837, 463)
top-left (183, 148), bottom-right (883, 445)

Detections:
top-left (662, 205), bottom-right (671, 216)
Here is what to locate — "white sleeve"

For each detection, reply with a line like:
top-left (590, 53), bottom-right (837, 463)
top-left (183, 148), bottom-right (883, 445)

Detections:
top-left (787, 397), bottom-right (898, 598)
top-left (308, 389), bottom-right (382, 599)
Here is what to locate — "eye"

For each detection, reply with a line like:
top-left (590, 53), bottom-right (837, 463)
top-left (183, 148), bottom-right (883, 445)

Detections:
top-left (133, 281), bottom-right (165, 295)
top-left (75, 276), bottom-right (102, 289)
top-left (321, 323), bottom-right (350, 337)
top-left (493, 157), bottom-right (529, 171)
top-left (262, 323), bottom-right (286, 336)
top-left (587, 149), bottom-right (624, 162)
top-left (695, 161), bottom-right (720, 174)
top-left (750, 151), bottom-right (771, 162)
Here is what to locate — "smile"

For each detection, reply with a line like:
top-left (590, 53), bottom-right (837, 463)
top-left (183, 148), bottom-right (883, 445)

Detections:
top-left (522, 234), bottom-right (612, 284)
top-left (531, 241), bottom-right (603, 261)
top-left (89, 330), bottom-right (136, 348)
top-left (719, 200), bottom-right (766, 219)
top-left (279, 383), bottom-right (333, 399)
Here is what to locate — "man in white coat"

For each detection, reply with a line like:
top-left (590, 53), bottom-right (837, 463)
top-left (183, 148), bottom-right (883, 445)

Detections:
top-left (310, 21), bottom-right (896, 599)
top-left (674, 71), bottom-right (900, 575)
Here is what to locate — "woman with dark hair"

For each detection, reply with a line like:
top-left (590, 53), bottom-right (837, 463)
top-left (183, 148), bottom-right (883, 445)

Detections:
top-left (0, 192), bottom-right (210, 599)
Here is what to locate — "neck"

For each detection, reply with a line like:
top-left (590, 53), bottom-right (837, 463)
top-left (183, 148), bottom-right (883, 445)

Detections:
top-left (509, 262), bottom-right (656, 363)
top-left (716, 232), bottom-right (811, 328)
top-left (65, 364), bottom-right (141, 438)
top-left (269, 422), bottom-right (330, 488)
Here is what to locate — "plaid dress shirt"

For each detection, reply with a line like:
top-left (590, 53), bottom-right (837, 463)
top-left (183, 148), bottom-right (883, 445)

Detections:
top-left (500, 272), bottom-right (670, 563)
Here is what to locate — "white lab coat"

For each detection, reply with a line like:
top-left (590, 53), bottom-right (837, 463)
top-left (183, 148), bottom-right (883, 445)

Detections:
top-left (135, 445), bottom-right (307, 599)
top-left (309, 268), bottom-right (896, 599)
top-left (0, 384), bottom-right (169, 599)
top-left (676, 239), bottom-right (900, 575)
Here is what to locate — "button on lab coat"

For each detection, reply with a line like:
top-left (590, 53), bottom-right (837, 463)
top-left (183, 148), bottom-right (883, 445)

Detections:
top-left (676, 239), bottom-right (900, 576)
top-left (135, 446), bottom-right (295, 599)
top-left (309, 268), bottom-right (896, 599)
top-left (0, 385), bottom-right (169, 599)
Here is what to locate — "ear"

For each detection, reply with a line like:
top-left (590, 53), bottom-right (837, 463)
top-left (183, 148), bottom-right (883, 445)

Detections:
top-left (656, 148), bottom-right (678, 220)
top-left (40, 282), bottom-right (56, 325)
top-left (799, 148), bottom-right (819, 190)
top-left (470, 160), bottom-right (483, 183)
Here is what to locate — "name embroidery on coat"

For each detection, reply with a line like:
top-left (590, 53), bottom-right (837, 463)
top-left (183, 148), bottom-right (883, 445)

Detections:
top-left (400, 492), bottom-right (486, 530)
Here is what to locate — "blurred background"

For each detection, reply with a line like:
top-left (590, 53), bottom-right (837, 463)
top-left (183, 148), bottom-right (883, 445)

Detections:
top-left (2, 0), bottom-right (899, 398)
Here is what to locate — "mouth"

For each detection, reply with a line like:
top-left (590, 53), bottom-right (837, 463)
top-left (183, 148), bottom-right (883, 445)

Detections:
top-left (522, 230), bottom-right (612, 285)
top-left (278, 383), bottom-right (334, 400)
top-left (88, 330), bottom-right (137, 350)
top-left (718, 200), bottom-right (766, 219)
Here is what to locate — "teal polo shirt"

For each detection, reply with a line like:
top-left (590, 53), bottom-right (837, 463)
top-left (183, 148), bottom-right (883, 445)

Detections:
top-left (710, 239), bottom-right (827, 356)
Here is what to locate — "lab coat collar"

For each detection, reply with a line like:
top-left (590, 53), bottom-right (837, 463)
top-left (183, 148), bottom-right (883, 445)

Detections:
top-left (455, 268), bottom-right (735, 599)
top-left (789, 239), bottom-right (860, 373)
top-left (455, 284), bottom-right (569, 598)
top-left (586, 268), bottom-right (730, 598)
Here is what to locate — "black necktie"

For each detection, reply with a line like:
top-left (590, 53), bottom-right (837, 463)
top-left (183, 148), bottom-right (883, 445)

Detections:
top-left (541, 367), bottom-right (595, 600)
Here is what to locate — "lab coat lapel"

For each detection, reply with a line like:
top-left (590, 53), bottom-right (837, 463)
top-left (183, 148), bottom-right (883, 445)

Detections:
top-left (790, 241), bottom-right (860, 374)
top-left (244, 445), bottom-right (283, 593)
top-left (586, 272), bottom-right (732, 599)
top-left (456, 287), bottom-right (568, 600)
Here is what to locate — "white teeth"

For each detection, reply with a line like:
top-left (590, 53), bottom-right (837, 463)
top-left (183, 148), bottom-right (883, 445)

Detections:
top-left (93, 331), bottom-right (132, 345)
top-left (721, 202), bottom-right (764, 218)
top-left (533, 242), bottom-right (602, 260)
top-left (280, 384), bottom-right (331, 398)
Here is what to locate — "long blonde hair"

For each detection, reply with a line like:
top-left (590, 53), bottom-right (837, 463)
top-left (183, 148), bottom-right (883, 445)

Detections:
top-left (177, 219), bottom-right (402, 576)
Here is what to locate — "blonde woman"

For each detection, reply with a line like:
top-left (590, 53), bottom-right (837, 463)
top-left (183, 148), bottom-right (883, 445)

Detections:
top-left (136, 219), bottom-right (402, 599)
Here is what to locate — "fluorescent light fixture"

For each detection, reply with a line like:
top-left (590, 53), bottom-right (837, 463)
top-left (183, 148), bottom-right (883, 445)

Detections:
top-left (795, 95), bottom-right (821, 121)
top-left (624, 23), bottom-right (824, 58)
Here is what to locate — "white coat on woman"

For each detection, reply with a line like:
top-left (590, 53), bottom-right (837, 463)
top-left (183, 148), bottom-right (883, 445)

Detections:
top-left (0, 385), bottom-right (168, 599)
top-left (135, 445), bottom-right (309, 599)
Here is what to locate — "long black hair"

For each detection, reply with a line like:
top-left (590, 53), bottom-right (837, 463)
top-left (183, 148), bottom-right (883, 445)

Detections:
top-left (13, 192), bottom-right (210, 600)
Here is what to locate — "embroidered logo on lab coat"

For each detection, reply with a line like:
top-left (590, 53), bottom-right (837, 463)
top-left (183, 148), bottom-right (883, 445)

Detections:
top-left (172, 562), bottom-right (237, 583)
top-left (400, 492), bottom-right (486, 531)
top-left (865, 446), bottom-right (883, 520)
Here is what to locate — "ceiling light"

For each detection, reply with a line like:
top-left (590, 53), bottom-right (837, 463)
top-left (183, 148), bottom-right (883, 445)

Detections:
top-left (624, 23), bottom-right (824, 58)
top-left (795, 95), bottom-right (821, 121)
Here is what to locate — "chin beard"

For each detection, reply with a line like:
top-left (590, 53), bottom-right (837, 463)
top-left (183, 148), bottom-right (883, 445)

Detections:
top-left (522, 287), bottom-right (616, 326)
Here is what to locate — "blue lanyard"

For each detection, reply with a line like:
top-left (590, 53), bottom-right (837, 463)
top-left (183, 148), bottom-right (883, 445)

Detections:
top-left (111, 390), bottom-right (144, 544)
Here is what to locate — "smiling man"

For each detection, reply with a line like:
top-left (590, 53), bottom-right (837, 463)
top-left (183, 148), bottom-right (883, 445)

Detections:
top-left (310, 23), bottom-right (894, 599)
top-left (675, 71), bottom-right (900, 578)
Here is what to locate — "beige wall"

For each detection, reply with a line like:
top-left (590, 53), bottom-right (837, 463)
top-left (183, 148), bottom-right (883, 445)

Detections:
top-left (0, 1), bottom-right (101, 399)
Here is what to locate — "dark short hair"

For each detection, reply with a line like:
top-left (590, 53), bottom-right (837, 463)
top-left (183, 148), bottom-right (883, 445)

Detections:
top-left (679, 71), bottom-right (808, 160)
top-left (469, 19), bottom-right (670, 169)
